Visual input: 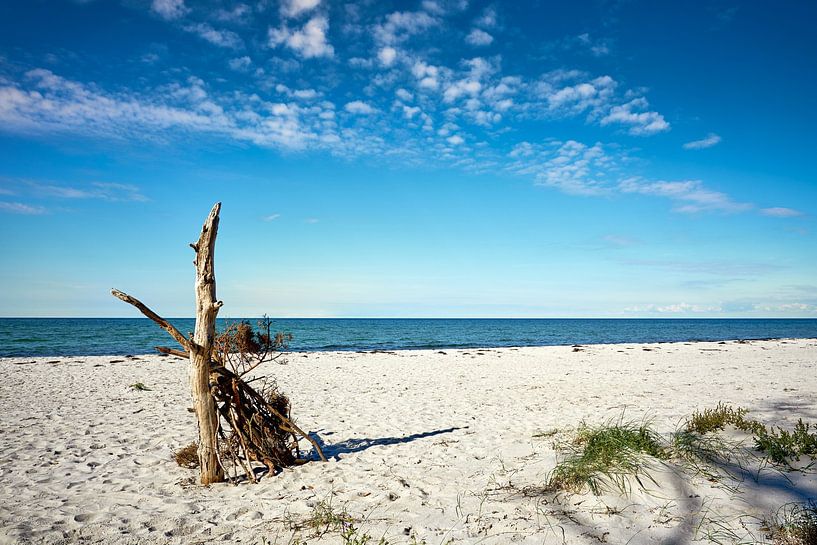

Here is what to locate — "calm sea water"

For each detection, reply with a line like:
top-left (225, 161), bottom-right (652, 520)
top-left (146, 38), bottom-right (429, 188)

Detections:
top-left (1, 318), bottom-right (816, 357)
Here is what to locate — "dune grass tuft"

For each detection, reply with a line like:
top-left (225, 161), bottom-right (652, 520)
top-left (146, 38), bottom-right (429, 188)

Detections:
top-left (304, 500), bottom-right (355, 536)
top-left (548, 419), bottom-right (668, 495)
top-left (672, 428), bottom-right (739, 466)
top-left (767, 501), bottom-right (817, 545)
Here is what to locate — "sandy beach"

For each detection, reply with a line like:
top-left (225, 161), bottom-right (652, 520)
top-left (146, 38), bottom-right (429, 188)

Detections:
top-left (1, 338), bottom-right (816, 545)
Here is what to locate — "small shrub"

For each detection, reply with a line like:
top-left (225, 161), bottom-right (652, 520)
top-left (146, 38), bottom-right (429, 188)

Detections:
top-left (685, 403), bottom-right (817, 465)
top-left (548, 419), bottom-right (668, 495)
top-left (685, 403), bottom-right (760, 434)
top-left (174, 442), bottom-right (199, 469)
top-left (130, 382), bottom-right (151, 391)
top-left (767, 501), bottom-right (817, 545)
top-left (755, 420), bottom-right (817, 464)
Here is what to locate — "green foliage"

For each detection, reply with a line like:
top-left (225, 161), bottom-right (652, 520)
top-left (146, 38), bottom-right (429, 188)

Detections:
top-left (685, 403), bottom-right (817, 465)
top-left (304, 500), bottom-right (354, 536)
top-left (129, 382), bottom-right (151, 391)
top-left (685, 402), bottom-right (762, 435)
top-left (284, 498), bottom-right (391, 545)
top-left (754, 419), bottom-right (817, 464)
top-left (671, 429), bottom-right (737, 466)
top-left (340, 523), bottom-right (389, 545)
top-left (547, 419), bottom-right (668, 495)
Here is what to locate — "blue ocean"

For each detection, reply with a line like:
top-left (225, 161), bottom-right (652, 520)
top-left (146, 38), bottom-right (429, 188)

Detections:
top-left (1, 318), bottom-right (815, 357)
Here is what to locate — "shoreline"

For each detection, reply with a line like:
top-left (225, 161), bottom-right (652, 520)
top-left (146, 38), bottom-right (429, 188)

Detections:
top-left (3, 335), bottom-right (817, 360)
top-left (0, 337), bottom-right (817, 363)
top-left (2, 338), bottom-right (816, 544)
top-left (3, 317), bottom-right (817, 358)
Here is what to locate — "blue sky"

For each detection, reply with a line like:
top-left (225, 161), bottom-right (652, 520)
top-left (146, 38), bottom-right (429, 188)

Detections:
top-left (0, 0), bottom-right (815, 318)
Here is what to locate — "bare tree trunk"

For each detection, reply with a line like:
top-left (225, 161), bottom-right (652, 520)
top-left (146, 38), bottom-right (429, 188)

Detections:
top-left (114, 202), bottom-right (325, 484)
top-left (189, 202), bottom-right (225, 485)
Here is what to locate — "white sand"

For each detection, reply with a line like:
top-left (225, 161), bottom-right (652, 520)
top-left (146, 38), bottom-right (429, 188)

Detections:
top-left (1, 339), bottom-right (816, 544)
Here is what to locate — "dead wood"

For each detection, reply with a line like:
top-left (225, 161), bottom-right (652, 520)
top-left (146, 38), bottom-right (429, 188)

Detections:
top-left (111, 290), bottom-right (191, 352)
top-left (112, 202), bottom-right (324, 485)
top-left (155, 346), bottom-right (188, 359)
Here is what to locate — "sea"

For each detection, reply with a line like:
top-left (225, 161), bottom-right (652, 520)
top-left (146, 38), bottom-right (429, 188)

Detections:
top-left (1, 318), bottom-right (816, 357)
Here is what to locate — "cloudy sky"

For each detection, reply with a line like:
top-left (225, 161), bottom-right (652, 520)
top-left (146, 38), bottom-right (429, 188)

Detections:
top-left (0, 0), bottom-right (815, 317)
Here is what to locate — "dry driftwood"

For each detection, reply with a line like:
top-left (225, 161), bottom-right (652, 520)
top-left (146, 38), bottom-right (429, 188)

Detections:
top-left (112, 202), bottom-right (324, 484)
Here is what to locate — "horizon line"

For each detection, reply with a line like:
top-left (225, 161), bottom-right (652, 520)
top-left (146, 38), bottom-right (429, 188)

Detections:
top-left (1, 316), bottom-right (816, 320)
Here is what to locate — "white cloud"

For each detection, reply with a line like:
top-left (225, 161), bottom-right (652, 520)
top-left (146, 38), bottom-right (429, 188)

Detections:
top-left (344, 100), bottom-right (376, 114)
top-left (626, 303), bottom-right (723, 314)
top-left (600, 97), bottom-right (670, 135)
top-left (214, 4), bottom-right (250, 23)
top-left (377, 46), bottom-right (397, 66)
top-left (184, 23), bottom-right (243, 49)
top-left (760, 207), bottom-right (803, 217)
top-left (401, 105), bottom-right (421, 119)
top-left (619, 178), bottom-right (749, 213)
top-left (293, 89), bottom-right (319, 100)
top-left (411, 61), bottom-right (441, 90)
top-left (0, 201), bottom-right (46, 215)
top-left (533, 73), bottom-right (672, 136)
top-left (576, 33), bottom-right (610, 57)
top-left (421, 1), bottom-right (444, 15)
top-left (507, 140), bottom-right (613, 196)
top-left (683, 133), bottom-right (722, 149)
top-left (275, 84), bottom-right (320, 100)
top-left (374, 11), bottom-right (439, 45)
top-left (151, 0), bottom-right (188, 20)
top-left (281, 0), bottom-right (321, 18)
top-left (754, 303), bottom-right (817, 313)
top-left (0, 69), bottom-right (325, 150)
top-left (546, 76), bottom-right (615, 113)
top-left (466, 29), bottom-right (493, 46)
top-left (475, 7), bottom-right (497, 28)
top-left (228, 56), bottom-right (252, 71)
top-left (19, 180), bottom-right (148, 202)
top-left (263, 213), bottom-right (281, 221)
top-left (0, 55), bottom-right (703, 214)
top-left (443, 79), bottom-right (481, 103)
top-left (88, 182), bottom-right (146, 201)
top-left (269, 16), bottom-right (334, 58)
top-left (395, 88), bottom-right (413, 101)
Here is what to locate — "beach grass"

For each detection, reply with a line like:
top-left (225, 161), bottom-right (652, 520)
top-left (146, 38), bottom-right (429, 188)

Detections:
top-left (547, 418), bottom-right (668, 495)
top-left (766, 501), bottom-right (817, 545)
top-left (303, 500), bottom-right (354, 536)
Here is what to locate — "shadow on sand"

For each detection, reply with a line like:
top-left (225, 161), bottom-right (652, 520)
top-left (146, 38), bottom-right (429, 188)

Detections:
top-left (309, 426), bottom-right (465, 461)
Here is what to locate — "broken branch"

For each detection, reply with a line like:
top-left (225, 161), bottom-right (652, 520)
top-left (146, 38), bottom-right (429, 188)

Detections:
top-left (111, 289), bottom-right (191, 352)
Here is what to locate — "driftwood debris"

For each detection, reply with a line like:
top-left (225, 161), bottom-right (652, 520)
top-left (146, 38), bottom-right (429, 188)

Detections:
top-left (112, 202), bottom-right (324, 484)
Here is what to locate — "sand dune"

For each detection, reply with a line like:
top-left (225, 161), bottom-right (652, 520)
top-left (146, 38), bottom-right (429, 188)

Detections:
top-left (1, 339), bottom-right (816, 544)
